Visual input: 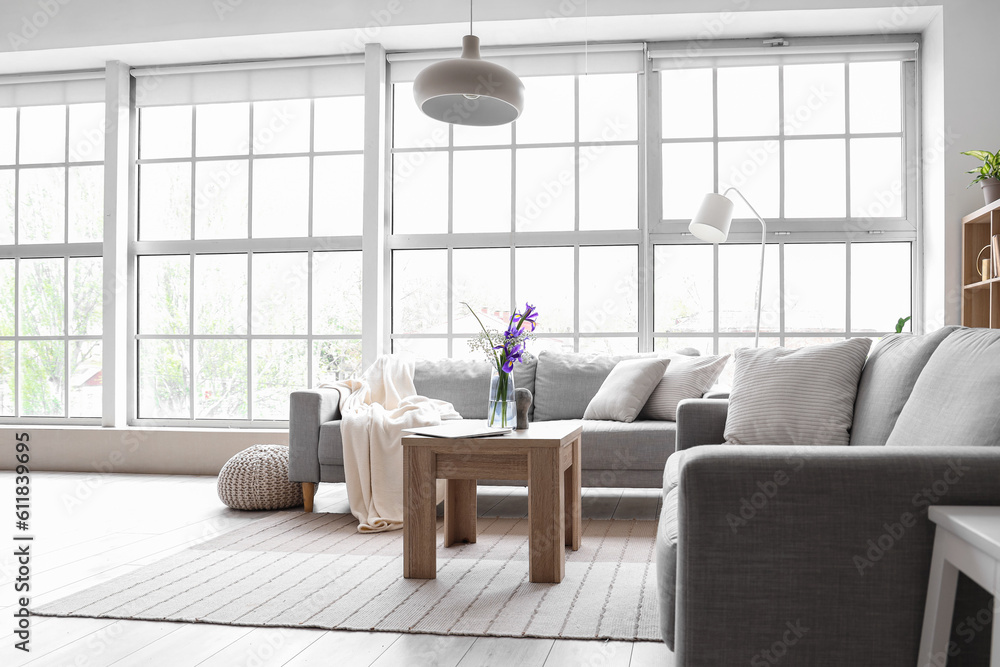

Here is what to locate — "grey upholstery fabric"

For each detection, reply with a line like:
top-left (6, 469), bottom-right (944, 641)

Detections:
top-left (412, 356), bottom-right (538, 420)
top-left (584, 357), bottom-right (671, 422)
top-left (534, 350), bottom-right (652, 421)
top-left (317, 421), bottom-right (345, 466)
top-left (850, 326), bottom-right (957, 447)
top-left (314, 414), bottom-right (680, 466)
top-left (661, 445), bottom-right (1000, 661)
top-left (656, 488), bottom-right (680, 648)
top-left (318, 418), bottom-right (674, 483)
top-left (675, 398), bottom-right (730, 452)
top-left (287, 387), bottom-right (341, 483)
top-left (580, 419), bottom-right (676, 472)
top-left (533, 351), bottom-right (620, 421)
top-left (413, 358), bottom-right (491, 419)
top-left (886, 328), bottom-right (1000, 447)
top-left (725, 338), bottom-right (872, 446)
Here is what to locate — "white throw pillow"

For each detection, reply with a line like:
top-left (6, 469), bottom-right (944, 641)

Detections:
top-left (724, 338), bottom-right (872, 446)
top-left (640, 354), bottom-right (730, 421)
top-left (584, 357), bottom-right (671, 423)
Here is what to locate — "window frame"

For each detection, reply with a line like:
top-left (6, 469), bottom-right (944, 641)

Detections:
top-left (387, 70), bottom-right (649, 356)
top-left (0, 103), bottom-right (106, 425)
top-left (130, 99), bottom-right (365, 428)
top-left (647, 42), bottom-right (922, 353)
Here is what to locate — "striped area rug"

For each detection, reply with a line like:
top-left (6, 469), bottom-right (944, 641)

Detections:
top-left (34, 512), bottom-right (661, 641)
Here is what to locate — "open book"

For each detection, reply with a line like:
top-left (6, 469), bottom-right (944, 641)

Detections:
top-left (404, 421), bottom-right (512, 439)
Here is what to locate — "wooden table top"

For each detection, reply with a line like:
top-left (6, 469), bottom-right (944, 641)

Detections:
top-left (401, 419), bottom-right (583, 449)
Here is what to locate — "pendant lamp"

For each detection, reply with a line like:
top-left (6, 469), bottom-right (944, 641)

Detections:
top-left (412, 1), bottom-right (525, 126)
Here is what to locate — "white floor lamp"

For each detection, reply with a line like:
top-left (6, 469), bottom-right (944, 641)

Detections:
top-left (688, 188), bottom-right (767, 348)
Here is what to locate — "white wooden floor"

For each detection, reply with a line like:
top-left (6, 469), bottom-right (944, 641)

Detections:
top-left (0, 472), bottom-right (673, 667)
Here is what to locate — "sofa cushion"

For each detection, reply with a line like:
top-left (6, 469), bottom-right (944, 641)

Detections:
top-left (412, 356), bottom-right (538, 420)
top-left (534, 350), bottom-right (652, 421)
top-left (320, 417), bottom-right (676, 472)
top-left (662, 450), bottom-right (686, 500)
top-left (724, 338), bottom-right (872, 446)
top-left (886, 328), bottom-right (1000, 447)
top-left (580, 419), bottom-right (677, 473)
top-left (641, 354), bottom-right (730, 421)
top-left (657, 489), bottom-right (680, 649)
top-left (850, 327), bottom-right (957, 447)
top-left (318, 421), bottom-right (345, 466)
top-left (584, 357), bottom-right (671, 422)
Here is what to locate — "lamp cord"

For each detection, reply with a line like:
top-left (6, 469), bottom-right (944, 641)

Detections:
top-left (469, 0), bottom-right (473, 35)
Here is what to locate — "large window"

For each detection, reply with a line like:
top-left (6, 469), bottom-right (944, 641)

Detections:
top-left (134, 97), bottom-right (364, 423)
top-left (652, 57), bottom-right (916, 375)
top-left (389, 71), bottom-right (643, 357)
top-left (0, 40), bottom-right (921, 427)
top-left (0, 102), bottom-right (105, 421)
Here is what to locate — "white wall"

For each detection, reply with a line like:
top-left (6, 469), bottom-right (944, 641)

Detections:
top-left (2, 0), bottom-right (997, 473)
top-left (1, 426), bottom-right (287, 475)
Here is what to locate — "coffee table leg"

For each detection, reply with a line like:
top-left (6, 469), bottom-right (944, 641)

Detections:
top-left (529, 448), bottom-right (565, 584)
top-left (445, 479), bottom-right (477, 546)
top-left (403, 446), bottom-right (437, 579)
top-left (565, 437), bottom-right (581, 551)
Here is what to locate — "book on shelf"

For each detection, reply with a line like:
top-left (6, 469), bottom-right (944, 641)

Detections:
top-left (990, 234), bottom-right (1000, 278)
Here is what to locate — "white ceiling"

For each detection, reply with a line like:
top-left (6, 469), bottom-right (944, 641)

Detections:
top-left (0, 5), bottom-right (940, 75)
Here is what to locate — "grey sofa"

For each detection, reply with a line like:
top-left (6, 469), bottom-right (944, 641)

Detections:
top-left (290, 350), bottom-right (711, 506)
top-left (657, 326), bottom-right (1000, 666)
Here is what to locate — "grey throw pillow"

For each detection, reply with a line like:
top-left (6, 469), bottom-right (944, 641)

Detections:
top-left (724, 338), bottom-right (872, 446)
top-left (584, 357), bottom-right (671, 422)
top-left (640, 354), bottom-right (730, 421)
top-left (885, 328), bottom-right (1000, 447)
top-left (850, 327), bottom-right (957, 446)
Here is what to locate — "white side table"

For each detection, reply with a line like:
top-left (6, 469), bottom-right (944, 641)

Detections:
top-left (918, 506), bottom-right (1000, 667)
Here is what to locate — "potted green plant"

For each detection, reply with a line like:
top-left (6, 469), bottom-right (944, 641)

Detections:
top-left (961, 149), bottom-right (1000, 204)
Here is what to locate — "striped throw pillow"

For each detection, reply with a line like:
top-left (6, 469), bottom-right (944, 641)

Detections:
top-left (724, 338), bottom-right (872, 446)
top-left (639, 354), bottom-right (730, 421)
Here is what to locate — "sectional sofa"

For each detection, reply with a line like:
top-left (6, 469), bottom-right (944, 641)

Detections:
top-left (657, 326), bottom-right (1000, 665)
top-left (289, 349), bottom-right (711, 495)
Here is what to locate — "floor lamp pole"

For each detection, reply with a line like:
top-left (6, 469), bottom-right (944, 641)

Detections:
top-left (721, 188), bottom-right (767, 348)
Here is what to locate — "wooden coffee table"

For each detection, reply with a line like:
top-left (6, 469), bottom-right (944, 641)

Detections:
top-left (402, 420), bottom-right (583, 584)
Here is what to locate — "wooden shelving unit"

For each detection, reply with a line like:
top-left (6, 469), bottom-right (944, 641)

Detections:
top-left (962, 198), bottom-right (1000, 329)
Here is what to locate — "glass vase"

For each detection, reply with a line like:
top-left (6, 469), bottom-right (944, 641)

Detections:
top-left (488, 366), bottom-right (515, 428)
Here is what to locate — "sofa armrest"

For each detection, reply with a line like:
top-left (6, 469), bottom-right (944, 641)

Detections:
top-left (675, 398), bottom-right (729, 451)
top-left (675, 445), bottom-right (1000, 666)
top-left (702, 384), bottom-right (732, 398)
top-left (288, 388), bottom-right (342, 483)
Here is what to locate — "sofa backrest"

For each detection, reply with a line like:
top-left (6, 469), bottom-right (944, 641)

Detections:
top-left (884, 327), bottom-right (1000, 447)
top-left (849, 326), bottom-right (958, 446)
top-left (413, 356), bottom-right (538, 420)
top-left (532, 350), bottom-right (663, 421)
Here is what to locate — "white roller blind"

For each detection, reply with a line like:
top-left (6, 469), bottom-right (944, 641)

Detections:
top-left (132, 57), bottom-right (366, 107)
top-left (650, 37), bottom-right (918, 70)
top-left (0, 71), bottom-right (105, 107)
top-left (389, 43), bottom-right (645, 82)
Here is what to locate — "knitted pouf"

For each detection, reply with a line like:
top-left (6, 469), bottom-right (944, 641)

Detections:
top-left (217, 444), bottom-right (304, 510)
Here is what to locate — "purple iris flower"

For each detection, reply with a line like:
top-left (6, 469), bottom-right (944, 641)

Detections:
top-left (517, 303), bottom-right (538, 331)
top-left (501, 343), bottom-right (524, 372)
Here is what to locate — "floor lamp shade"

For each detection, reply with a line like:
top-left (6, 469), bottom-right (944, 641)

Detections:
top-left (689, 193), bottom-right (735, 244)
top-left (413, 35), bottom-right (525, 126)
